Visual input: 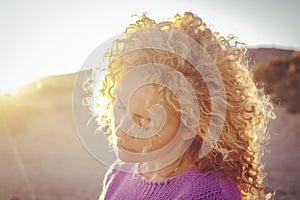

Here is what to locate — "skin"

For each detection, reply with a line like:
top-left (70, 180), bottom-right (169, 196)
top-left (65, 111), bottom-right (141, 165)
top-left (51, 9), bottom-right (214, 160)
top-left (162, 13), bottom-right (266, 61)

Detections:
top-left (114, 84), bottom-right (195, 180)
top-left (115, 85), bottom-right (181, 152)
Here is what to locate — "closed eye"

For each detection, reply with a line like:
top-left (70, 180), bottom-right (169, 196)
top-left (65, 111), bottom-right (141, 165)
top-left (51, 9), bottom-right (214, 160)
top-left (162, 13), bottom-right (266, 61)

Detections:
top-left (132, 113), bottom-right (151, 127)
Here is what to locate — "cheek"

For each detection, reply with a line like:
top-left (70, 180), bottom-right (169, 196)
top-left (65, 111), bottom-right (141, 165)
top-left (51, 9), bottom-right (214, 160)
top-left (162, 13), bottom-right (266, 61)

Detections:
top-left (147, 115), bottom-right (181, 151)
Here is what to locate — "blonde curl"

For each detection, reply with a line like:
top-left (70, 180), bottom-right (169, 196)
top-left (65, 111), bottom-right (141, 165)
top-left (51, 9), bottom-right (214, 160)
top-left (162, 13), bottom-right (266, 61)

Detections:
top-left (83, 12), bottom-right (276, 199)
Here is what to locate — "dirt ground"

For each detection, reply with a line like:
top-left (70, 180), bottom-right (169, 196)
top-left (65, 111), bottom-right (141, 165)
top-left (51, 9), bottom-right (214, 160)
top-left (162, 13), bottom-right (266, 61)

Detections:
top-left (0, 76), bottom-right (299, 200)
top-left (263, 105), bottom-right (300, 199)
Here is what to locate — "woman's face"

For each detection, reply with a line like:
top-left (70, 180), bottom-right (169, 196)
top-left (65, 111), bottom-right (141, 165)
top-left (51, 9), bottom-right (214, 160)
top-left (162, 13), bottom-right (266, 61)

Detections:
top-left (114, 84), bottom-right (181, 156)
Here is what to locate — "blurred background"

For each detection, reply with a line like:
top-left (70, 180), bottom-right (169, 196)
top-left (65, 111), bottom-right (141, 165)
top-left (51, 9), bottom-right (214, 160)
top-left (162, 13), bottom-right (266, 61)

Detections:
top-left (1, 0), bottom-right (300, 199)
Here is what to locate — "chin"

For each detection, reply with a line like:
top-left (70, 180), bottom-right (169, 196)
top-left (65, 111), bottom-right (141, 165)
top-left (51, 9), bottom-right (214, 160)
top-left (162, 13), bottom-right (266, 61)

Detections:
top-left (117, 149), bottom-right (140, 163)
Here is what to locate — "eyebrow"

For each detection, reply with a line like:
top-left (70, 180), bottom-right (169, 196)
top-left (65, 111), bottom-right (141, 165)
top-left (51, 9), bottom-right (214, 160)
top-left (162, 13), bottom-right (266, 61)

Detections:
top-left (133, 113), bottom-right (144, 119)
top-left (133, 113), bottom-right (152, 121)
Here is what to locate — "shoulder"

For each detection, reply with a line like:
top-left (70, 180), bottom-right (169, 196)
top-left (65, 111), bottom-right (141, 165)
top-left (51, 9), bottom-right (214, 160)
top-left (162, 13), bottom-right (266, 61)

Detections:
top-left (100, 162), bottom-right (135, 200)
top-left (103, 162), bottom-right (129, 186)
top-left (215, 172), bottom-right (241, 200)
top-left (185, 169), bottom-right (241, 200)
top-left (102, 161), bottom-right (134, 186)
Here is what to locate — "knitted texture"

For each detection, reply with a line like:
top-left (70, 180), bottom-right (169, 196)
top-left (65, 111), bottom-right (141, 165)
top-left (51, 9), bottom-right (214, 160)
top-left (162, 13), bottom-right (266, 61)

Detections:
top-left (99, 165), bottom-right (241, 200)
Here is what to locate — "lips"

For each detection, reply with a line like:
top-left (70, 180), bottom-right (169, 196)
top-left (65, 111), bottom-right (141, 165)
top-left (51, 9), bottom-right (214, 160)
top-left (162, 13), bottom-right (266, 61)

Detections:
top-left (116, 140), bottom-right (135, 152)
top-left (115, 128), bottom-right (132, 150)
top-left (115, 128), bottom-right (144, 153)
top-left (115, 128), bottom-right (136, 140)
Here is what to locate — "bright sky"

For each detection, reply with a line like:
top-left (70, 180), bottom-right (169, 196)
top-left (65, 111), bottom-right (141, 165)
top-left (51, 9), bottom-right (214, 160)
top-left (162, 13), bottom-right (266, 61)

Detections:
top-left (1, 0), bottom-right (300, 94)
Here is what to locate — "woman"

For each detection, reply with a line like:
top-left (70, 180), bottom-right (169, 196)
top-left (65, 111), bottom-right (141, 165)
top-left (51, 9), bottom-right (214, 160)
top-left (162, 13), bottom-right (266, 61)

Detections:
top-left (83, 12), bottom-right (275, 199)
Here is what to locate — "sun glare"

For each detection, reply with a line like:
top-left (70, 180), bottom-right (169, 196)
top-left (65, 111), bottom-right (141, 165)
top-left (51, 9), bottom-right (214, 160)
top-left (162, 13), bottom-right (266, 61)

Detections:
top-left (0, 78), bottom-right (36, 96)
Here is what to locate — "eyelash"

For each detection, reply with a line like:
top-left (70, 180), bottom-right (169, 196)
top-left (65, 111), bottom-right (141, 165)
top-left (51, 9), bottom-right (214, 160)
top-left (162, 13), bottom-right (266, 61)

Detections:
top-left (133, 115), bottom-right (151, 127)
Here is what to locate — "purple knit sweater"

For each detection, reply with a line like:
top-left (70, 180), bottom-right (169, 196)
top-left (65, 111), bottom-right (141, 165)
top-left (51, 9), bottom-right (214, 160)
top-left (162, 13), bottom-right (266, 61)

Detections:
top-left (99, 164), bottom-right (241, 200)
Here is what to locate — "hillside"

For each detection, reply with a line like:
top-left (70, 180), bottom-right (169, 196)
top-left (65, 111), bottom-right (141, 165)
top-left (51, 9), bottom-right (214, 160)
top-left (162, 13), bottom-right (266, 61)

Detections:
top-left (0, 47), bottom-right (299, 199)
top-left (247, 47), bottom-right (294, 66)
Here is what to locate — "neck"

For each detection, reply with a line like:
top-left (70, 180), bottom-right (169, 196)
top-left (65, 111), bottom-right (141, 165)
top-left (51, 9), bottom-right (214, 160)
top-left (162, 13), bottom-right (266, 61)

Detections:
top-left (140, 155), bottom-right (195, 180)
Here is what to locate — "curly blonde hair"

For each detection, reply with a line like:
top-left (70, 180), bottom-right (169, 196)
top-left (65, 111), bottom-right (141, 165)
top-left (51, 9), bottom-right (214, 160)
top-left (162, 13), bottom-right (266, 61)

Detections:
top-left (83, 12), bottom-right (276, 199)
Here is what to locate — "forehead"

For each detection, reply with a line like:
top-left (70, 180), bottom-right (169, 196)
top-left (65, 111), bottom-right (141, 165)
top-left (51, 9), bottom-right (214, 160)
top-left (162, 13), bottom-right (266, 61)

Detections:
top-left (113, 64), bottom-right (180, 111)
top-left (131, 84), bottom-right (159, 105)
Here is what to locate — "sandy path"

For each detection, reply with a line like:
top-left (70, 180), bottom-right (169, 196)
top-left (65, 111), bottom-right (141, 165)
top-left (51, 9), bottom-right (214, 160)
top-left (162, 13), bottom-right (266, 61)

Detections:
top-left (0, 94), bottom-right (106, 200)
top-left (264, 106), bottom-right (300, 199)
top-left (0, 93), bottom-right (299, 199)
